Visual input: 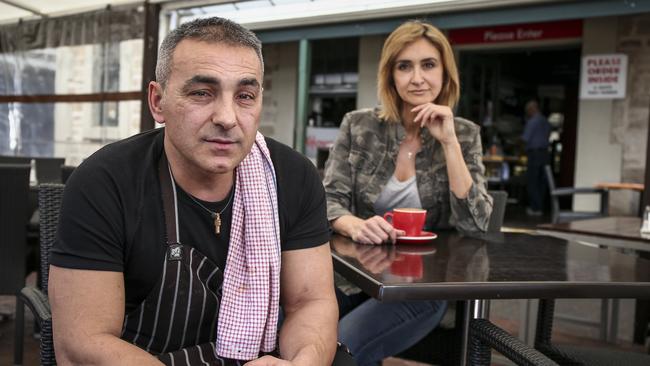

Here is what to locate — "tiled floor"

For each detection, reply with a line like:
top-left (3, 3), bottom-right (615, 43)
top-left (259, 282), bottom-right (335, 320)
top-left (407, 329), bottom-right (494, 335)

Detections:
top-left (1, 204), bottom-right (648, 365)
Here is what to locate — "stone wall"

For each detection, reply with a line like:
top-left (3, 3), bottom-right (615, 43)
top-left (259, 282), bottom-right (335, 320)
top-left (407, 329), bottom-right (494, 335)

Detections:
top-left (357, 35), bottom-right (384, 110)
top-left (260, 42), bottom-right (298, 147)
top-left (610, 13), bottom-right (650, 215)
top-left (574, 17), bottom-right (622, 213)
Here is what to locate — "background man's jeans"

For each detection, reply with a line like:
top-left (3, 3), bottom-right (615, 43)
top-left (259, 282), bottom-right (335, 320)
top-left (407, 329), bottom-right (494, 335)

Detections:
top-left (526, 148), bottom-right (549, 212)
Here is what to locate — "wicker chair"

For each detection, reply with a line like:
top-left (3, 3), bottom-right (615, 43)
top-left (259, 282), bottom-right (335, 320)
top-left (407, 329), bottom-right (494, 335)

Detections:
top-left (34, 158), bottom-right (66, 184)
top-left (60, 165), bottom-right (76, 184)
top-left (544, 167), bottom-right (619, 343)
top-left (469, 318), bottom-right (559, 366)
top-left (15, 183), bottom-right (356, 366)
top-left (535, 299), bottom-right (650, 366)
top-left (0, 156), bottom-right (31, 165)
top-left (16, 183), bottom-right (64, 366)
top-left (544, 165), bottom-right (608, 224)
top-left (487, 190), bottom-right (508, 233)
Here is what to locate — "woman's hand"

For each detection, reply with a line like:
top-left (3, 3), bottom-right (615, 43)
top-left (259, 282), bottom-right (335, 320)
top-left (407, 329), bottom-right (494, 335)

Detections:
top-left (411, 103), bottom-right (473, 200)
top-left (412, 103), bottom-right (457, 146)
top-left (356, 245), bottom-right (398, 274)
top-left (350, 215), bottom-right (405, 245)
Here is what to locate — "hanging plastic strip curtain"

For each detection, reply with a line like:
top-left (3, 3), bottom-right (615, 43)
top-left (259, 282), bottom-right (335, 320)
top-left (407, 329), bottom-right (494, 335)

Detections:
top-left (0, 4), bottom-right (144, 160)
top-left (0, 4), bottom-right (144, 54)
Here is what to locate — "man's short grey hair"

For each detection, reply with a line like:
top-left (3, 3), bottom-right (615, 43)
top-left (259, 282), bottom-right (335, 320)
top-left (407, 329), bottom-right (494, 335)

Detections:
top-left (155, 17), bottom-right (264, 87)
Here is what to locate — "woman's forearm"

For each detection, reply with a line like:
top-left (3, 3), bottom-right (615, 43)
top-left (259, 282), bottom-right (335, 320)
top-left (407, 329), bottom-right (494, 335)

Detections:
top-left (442, 140), bottom-right (473, 199)
top-left (331, 215), bottom-right (365, 238)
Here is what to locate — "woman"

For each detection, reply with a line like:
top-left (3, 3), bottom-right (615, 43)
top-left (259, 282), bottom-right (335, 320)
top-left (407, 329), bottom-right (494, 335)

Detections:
top-left (323, 20), bottom-right (493, 365)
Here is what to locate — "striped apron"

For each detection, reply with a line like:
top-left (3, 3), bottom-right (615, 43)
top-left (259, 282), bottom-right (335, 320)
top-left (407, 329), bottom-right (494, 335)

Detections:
top-left (120, 153), bottom-right (268, 366)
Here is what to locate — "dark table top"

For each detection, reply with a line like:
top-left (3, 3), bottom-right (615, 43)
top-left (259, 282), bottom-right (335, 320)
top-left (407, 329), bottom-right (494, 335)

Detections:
top-left (330, 231), bottom-right (650, 302)
top-left (537, 216), bottom-right (649, 244)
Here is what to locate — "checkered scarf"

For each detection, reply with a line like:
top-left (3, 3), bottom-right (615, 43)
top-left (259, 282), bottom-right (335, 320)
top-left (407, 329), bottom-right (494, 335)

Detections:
top-left (216, 132), bottom-right (281, 360)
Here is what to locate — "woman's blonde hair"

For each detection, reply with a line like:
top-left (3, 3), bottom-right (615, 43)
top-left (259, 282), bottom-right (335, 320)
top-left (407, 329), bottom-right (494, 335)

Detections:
top-left (377, 20), bottom-right (460, 123)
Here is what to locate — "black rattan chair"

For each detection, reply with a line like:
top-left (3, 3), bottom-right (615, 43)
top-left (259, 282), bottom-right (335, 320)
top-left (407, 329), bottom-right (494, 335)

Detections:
top-left (0, 164), bottom-right (31, 365)
top-left (16, 183), bottom-right (356, 366)
top-left (545, 165), bottom-right (608, 224)
top-left (34, 158), bottom-right (66, 184)
top-left (469, 318), bottom-right (559, 366)
top-left (487, 190), bottom-right (508, 233)
top-left (16, 183), bottom-right (64, 366)
top-left (544, 167), bottom-right (618, 342)
top-left (60, 165), bottom-right (76, 184)
top-left (0, 156), bottom-right (31, 165)
top-left (535, 299), bottom-right (650, 366)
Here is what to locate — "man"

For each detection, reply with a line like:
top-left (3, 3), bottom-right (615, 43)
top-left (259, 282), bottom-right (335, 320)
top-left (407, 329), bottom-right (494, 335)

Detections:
top-left (522, 100), bottom-right (551, 216)
top-left (48, 17), bottom-right (338, 366)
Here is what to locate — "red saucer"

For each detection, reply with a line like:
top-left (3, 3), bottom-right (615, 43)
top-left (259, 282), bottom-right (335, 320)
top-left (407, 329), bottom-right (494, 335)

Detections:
top-left (397, 246), bottom-right (437, 255)
top-left (396, 231), bottom-right (437, 245)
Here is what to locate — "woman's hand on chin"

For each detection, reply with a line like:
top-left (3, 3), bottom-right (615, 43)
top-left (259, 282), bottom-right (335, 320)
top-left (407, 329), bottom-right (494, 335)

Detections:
top-left (412, 103), bottom-right (457, 146)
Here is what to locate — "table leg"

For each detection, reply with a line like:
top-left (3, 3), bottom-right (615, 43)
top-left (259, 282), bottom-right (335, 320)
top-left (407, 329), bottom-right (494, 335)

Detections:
top-left (608, 299), bottom-right (620, 343)
top-left (14, 296), bottom-right (24, 366)
top-left (636, 251), bottom-right (650, 344)
top-left (461, 300), bottom-right (490, 366)
top-left (639, 190), bottom-right (645, 217)
top-left (519, 299), bottom-right (538, 345)
top-left (635, 303), bottom-right (650, 344)
top-left (600, 299), bottom-right (609, 341)
top-left (460, 300), bottom-right (472, 366)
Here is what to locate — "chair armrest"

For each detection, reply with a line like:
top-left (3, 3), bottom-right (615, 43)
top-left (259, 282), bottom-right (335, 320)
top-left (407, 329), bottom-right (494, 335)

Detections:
top-left (551, 187), bottom-right (606, 196)
top-left (333, 342), bottom-right (357, 366)
top-left (18, 286), bottom-right (51, 326)
top-left (536, 343), bottom-right (592, 366)
top-left (469, 319), bottom-right (559, 366)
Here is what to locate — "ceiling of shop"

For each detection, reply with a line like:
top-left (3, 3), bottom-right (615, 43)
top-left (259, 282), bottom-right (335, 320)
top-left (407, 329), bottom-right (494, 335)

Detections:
top-left (0, 0), bottom-right (562, 25)
top-left (0, 0), bottom-right (189, 24)
top-left (0, 1), bottom-right (137, 23)
top-left (167, 0), bottom-right (566, 30)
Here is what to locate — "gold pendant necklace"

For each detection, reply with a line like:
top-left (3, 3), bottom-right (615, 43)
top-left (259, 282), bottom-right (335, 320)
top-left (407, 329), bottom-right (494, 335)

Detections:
top-left (187, 188), bottom-right (234, 235)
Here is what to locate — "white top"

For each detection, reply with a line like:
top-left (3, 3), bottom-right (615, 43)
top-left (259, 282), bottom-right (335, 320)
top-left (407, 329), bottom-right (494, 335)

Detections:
top-left (373, 174), bottom-right (422, 216)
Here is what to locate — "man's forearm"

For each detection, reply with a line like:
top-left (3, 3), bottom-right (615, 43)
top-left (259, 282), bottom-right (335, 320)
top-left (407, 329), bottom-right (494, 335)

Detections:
top-left (56, 333), bottom-right (163, 366)
top-left (279, 297), bottom-right (338, 366)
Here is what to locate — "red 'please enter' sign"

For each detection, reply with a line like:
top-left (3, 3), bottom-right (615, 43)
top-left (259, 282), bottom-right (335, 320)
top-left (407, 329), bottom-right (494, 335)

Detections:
top-left (448, 19), bottom-right (582, 45)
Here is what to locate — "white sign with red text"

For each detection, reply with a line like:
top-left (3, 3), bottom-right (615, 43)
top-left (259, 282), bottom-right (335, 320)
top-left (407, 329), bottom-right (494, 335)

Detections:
top-left (580, 54), bottom-right (628, 99)
top-left (305, 126), bottom-right (339, 159)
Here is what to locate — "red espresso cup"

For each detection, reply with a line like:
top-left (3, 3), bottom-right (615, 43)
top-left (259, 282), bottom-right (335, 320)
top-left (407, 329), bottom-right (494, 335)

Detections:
top-left (390, 254), bottom-right (423, 279)
top-left (383, 208), bottom-right (426, 236)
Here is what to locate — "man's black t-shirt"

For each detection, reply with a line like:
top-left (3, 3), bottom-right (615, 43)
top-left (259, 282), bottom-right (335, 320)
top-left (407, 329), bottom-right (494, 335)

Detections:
top-left (50, 128), bottom-right (330, 313)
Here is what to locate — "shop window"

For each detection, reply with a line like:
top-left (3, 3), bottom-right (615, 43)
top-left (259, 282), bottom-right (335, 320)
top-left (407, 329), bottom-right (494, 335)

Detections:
top-left (458, 46), bottom-right (581, 203)
top-left (305, 37), bottom-right (358, 160)
top-left (0, 4), bottom-right (144, 162)
top-left (309, 37), bottom-right (359, 127)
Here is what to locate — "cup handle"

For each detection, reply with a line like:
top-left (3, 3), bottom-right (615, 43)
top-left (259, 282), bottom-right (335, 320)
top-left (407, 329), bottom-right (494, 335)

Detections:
top-left (383, 212), bottom-right (393, 223)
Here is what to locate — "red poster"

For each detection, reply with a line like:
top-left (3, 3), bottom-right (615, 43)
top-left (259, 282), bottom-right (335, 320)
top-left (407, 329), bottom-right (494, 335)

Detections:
top-left (448, 19), bottom-right (582, 45)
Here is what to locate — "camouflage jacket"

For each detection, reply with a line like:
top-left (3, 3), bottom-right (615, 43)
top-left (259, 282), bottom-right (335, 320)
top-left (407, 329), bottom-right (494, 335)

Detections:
top-left (323, 108), bottom-right (493, 232)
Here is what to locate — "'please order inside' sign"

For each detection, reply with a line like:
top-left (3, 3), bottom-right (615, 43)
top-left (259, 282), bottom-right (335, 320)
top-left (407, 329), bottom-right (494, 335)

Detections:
top-left (580, 54), bottom-right (628, 99)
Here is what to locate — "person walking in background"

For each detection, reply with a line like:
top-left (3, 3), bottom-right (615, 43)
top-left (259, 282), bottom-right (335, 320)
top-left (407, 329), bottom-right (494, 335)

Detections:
top-left (323, 20), bottom-right (493, 366)
top-left (522, 100), bottom-right (551, 216)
